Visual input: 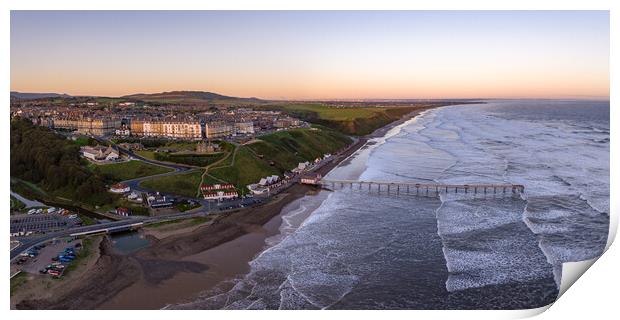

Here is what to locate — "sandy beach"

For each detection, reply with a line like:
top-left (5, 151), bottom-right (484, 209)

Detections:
top-left (13, 105), bottom-right (438, 310)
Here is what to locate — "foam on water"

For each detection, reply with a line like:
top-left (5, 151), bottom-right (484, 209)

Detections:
top-left (174, 100), bottom-right (608, 309)
top-left (419, 101), bottom-right (609, 292)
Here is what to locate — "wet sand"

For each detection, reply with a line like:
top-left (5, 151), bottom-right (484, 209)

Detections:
top-left (13, 105), bottom-right (438, 310)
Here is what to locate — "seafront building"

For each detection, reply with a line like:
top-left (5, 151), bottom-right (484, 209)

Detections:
top-left (130, 119), bottom-right (202, 139)
top-left (205, 122), bottom-right (233, 139)
top-left (53, 117), bottom-right (121, 135)
top-left (11, 103), bottom-right (306, 141)
top-left (200, 184), bottom-right (238, 200)
top-left (161, 121), bottom-right (202, 139)
top-left (233, 121), bottom-right (255, 135)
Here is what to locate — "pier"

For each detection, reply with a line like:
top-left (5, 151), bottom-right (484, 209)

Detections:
top-left (320, 179), bottom-right (524, 197)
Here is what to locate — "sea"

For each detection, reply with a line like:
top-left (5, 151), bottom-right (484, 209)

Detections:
top-left (174, 100), bottom-right (610, 310)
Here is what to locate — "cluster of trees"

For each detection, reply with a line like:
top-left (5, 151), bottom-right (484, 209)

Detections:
top-left (10, 118), bottom-right (113, 206)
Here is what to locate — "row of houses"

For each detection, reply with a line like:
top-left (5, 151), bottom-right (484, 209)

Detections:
top-left (247, 175), bottom-right (284, 195)
top-left (53, 117), bottom-right (122, 136)
top-left (200, 184), bottom-right (239, 201)
top-left (129, 120), bottom-right (255, 140)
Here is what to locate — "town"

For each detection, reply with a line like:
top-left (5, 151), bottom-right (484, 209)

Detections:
top-left (10, 94), bottom-right (364, 286)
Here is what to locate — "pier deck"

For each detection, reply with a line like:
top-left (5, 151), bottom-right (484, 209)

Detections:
top-left (320, 179), bottom-right (524, 196)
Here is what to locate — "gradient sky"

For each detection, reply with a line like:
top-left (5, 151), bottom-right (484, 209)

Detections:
top-left (10, 11), bottom-right (609, 100)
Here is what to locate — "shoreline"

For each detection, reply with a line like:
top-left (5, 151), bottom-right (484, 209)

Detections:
top-left (13, 104), bottom-right (441, 310)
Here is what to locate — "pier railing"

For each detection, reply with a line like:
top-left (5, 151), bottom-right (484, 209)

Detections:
top-left (320, 179), bottom-right (524, 197)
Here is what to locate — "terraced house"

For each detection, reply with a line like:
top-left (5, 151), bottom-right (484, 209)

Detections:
top-left (130, 119), bottom-right (202, 139)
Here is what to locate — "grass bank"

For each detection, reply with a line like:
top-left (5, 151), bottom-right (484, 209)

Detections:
top-left (207, 127), bottom-right (351, 191)
top-left (139, 170), bottom-right (204, 198)
top-left (91, 160), bottom-right (173, 182)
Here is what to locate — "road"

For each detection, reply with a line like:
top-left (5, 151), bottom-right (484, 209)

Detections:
top-left (11, 134), bottom-right (353, 261)
top-left (10, 209), bottom-right (213, 261)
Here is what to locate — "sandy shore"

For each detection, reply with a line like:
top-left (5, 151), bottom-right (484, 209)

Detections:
top-left (13, 105), bottom-right (438, 310)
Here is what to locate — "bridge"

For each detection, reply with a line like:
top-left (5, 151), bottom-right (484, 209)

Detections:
top-left (10, 210), bottom-right (211, 262)
top-left (320, 179), bottom-right (524, 196)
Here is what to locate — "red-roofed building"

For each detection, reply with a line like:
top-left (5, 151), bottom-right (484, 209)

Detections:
top-left (203, 190), bottom-right (239, 201)
top-left (301, 173), bottom-right (322, 185)
top-left (200, 183), bottom-right (235, 191)
top-left (110, 183), bottom-right (130, 193)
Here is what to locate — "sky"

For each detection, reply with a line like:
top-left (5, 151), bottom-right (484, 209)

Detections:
top-left (10, 11), bottom-right (610, 100)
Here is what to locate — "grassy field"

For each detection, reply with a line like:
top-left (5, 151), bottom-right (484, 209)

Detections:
top-left (71, 136), bottom-right (97, 147)
top-left (207, 127), bottom-right (351, 191)
top-left (139, 170), bottom-right (204, 198)
top-left (139, 128), bottom-right (350, 196)
top-left (93, 160), bottom-right (173, 182)
top-left (154, 152), bottom-right (226, 167)
top-left (135, 150), bottom-right (156, 160)
top-left (209, 147), bottom-right (280, 190)
top-left (267, 103), bottom-right (427, 135)
top-left (270, 103), bottom-right (380, 121)
top-left (135, 141), bottom-right (230, 167)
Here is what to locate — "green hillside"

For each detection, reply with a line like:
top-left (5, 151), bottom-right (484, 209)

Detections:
top-left (140, 170), bottom-right (204, 198)
top-left (205, 127), bottom-right (351, 192)
top-left (267, 103), bottom-right (431, 135)
top-left (91, 160), bottom-right (173, 182)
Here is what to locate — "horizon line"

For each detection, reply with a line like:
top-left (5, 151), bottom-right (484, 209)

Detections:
top-left (9, 90), bottom-right (611, 102)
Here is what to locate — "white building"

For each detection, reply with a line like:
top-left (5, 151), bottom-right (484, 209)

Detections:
top-left (110, 183), bottom-right (130, 194)
top-left (301, 173), bottom-right (322, 185)
top-left (203, 190), bottom-right (238, 201)
top-left (233, 122), bottom-right (255, 135)
top-left (81, 145), bottom-right (120, 162)
top-left (205, 122), bottom-right (233, 139)
top-left (293, 161), bottom-right (311, 173)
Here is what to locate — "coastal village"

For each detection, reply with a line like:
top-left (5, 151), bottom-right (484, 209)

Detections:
top-left (9, 91), bottom-right (447, 309)
top-left (9, 96), bottom-right (361, 292)
top-left (8, 9), bottom-right (611, 312)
